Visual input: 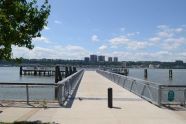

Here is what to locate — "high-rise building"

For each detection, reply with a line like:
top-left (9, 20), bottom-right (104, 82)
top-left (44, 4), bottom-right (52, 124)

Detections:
top-left (113, 57), bottom-right (118, 62)
top-left (98, 55), bottom-right (105, 62)
top-left (84, 57), bottom-right (90, 62)
top-left (108, 57), bottom-right (112, 62)
top-left (90, 55), bottom-right (97, 62)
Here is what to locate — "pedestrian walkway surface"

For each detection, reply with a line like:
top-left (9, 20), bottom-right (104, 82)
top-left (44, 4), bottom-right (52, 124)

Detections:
top-left (0, 71), bottom-right (186, 124)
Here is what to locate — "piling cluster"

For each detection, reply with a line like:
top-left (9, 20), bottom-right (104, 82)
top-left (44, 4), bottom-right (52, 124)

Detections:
top-left (111, 68), bottom-right (174, 80)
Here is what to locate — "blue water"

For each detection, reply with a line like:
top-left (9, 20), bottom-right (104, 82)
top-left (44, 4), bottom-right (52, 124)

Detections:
top-left (0, 67), bottom-right (186, 101)
top-left (0, 67), bottom-right (55, 100)
top-left (128, 68), bottom-right (186, 85)
top-left (0, 67), bottom-right (54, 83)
top-left (1, 67), bottom-right (185, 85)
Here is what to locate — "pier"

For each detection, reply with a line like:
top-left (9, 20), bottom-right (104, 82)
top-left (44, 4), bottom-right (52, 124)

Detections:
top-left (0, 71), bottom-right (186, 123)
top-left (19, 66), bottom-right (77, 77)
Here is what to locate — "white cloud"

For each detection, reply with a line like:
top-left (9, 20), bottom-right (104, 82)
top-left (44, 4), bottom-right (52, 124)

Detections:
top-left (156, 25), bottom-right (185, 38)
top-left (126, 33), bottom-right (135, 37)
top-left (11, 25), bottom-right (186, 62)
top-left (99, 45), bottom-right (108, 51)
top-left (54, 20), bottom-right (62, 24)
top-left (109, 36), bottom-right (129, 45)
top-left (157, 25), bottom-right (169, 30)
top-left (32, 36), bottom-right (50, 44)
top-left (109, 36), bottom-right (153, 50)
top-left (12, 45), bottom-right (89, 60)
top-left (162, 37), bottom-right (186, 50)
top-left (91, 35), bottom-right (99, 42)
top-left (44, 26), bottom-right (50, 30)
top-left (175, 28), bottom-right (184, 32)
top-left (157, 31), bottom-right (174, 38)
top-left (149, 37), bottom-right (161, 43)
top-left (100, 51), bottom-right (179, 61)
top-left (126, 32), bottom-right (140, 37)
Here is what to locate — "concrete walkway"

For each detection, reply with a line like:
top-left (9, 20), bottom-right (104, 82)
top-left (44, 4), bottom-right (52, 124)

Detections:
top-left (0, 71), bottom-right (186, 124)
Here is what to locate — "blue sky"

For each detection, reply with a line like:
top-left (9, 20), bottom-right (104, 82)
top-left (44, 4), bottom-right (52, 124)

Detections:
top-left (13, 0), bottom-right (186, 61)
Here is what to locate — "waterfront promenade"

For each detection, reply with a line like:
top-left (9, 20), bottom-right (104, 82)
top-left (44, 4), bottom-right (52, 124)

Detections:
top-left (0, 71), bottom-right (186, 123)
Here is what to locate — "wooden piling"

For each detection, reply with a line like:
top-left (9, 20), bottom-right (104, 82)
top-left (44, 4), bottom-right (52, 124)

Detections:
top-left (144, 69), bottom-right (148, 79)
top-left (39, 71), bottom-right (41, 76)
top-left (73, 67), bottom-right (77, 73)
top-left (55, 66), bottom-right (62, 100)
top-left (20, 66), bottom-right (22, 75)
top-left (169, 69), bottom-right (173, 78)
top-left (65, 66), bottom-right (69, 77)
top-left (124, 69), bottom-right (128, 76)
top-left (69, 66), bottom-right (73, 75)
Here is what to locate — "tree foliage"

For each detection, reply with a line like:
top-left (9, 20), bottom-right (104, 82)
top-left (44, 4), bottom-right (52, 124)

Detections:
top-left (0, 0), bottom-right (50, 60)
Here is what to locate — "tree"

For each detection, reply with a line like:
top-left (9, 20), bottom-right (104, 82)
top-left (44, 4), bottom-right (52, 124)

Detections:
top-left (0, 0), bottom-right (50, 60)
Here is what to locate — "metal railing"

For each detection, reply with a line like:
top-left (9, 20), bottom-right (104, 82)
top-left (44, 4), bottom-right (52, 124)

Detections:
top-left (97, 69), bottom-right (186, 107)
top-left (160, 85), bottom-right (186, 106)
top-left (0, 69), bottom-right (84, 106)
top-left (57, 69), bottom-right (84, 105)
top-left (0, 83), bottom-right (56, 103)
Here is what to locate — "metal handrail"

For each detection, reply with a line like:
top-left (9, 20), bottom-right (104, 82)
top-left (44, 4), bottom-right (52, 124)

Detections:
top-left (57, 69), bottom-right (84, 105)
top-left (0, 69), bottom-right (84, 106)
top-left (0, 82), bottom-right (56, 104)
top-left (102, 70), bottom-right (161, 86)
top-left (97, 69), bottom-right (186, 107)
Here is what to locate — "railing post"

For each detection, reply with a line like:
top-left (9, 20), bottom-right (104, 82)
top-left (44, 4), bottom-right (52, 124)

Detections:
top-left (184, 89), bottom-right (186, 107)
top-left (158, 85), bottom-right (162, 107)
top-left (108, 88), bottom-right (113, 108)
top-left (130, 80), bottom-right (135, 91)
top-left (144, 69), bottom-right (148, 79)
top-left (26, 85), bottom-right (29, 104)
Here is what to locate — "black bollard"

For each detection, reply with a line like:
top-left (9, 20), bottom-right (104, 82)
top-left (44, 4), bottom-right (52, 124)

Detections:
top-left (144, 69), bottom-right (147, 78)
top-left (108, 88), bottom-right (113, 108)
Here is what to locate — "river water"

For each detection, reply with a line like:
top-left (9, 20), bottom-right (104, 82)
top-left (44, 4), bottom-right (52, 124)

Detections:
top-left (0, 67), bottom-right (186, 101)
top-left (0, 67), bottom-right (55, 101)
top-left (128, 68), bottom-right (186, 85)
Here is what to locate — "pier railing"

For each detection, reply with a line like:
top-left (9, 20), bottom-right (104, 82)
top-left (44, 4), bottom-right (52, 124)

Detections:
top-left (0, 82), bottom-right (56, 103)
top-left (0, 69), bottom-right (84, 106)
top-left (97, 69), bottom-right (186, 107)
top-left (57, 69), bottom-right (84, 105)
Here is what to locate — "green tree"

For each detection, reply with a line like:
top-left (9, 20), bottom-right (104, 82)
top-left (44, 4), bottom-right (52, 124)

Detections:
top-left (0, 0), bottom-right (50, 60)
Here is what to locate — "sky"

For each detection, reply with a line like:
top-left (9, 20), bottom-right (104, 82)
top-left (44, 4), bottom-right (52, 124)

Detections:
top-left (13, 0), bottom-right (186, 62)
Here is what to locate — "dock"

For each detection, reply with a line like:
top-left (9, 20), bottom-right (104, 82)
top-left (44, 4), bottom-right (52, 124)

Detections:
top-left (0, 71), bottom-right (186, 123)
top-left (19, 66), bottom-right (77, 77)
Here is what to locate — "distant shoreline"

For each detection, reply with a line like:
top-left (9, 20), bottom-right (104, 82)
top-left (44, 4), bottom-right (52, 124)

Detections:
top-left (1, 65), bottom-right (186, 69)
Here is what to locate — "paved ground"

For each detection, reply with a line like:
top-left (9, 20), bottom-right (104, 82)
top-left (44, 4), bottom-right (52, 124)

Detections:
top-left (0, 71), bottom-right (186, 124)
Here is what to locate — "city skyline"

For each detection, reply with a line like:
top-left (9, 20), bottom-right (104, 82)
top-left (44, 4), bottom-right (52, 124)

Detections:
top-left (12, 0), bottom-right (186, 62)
